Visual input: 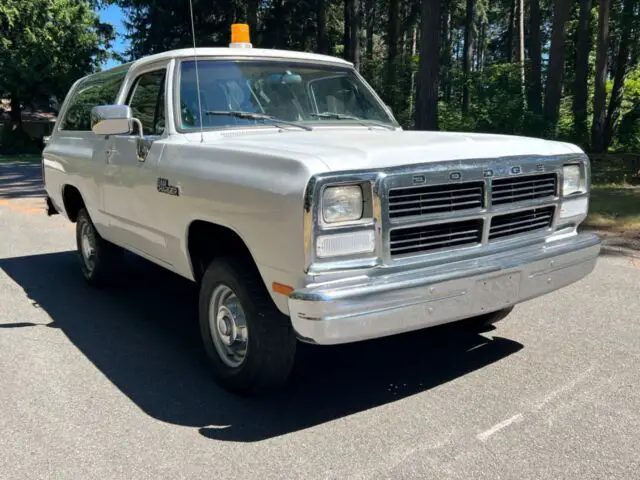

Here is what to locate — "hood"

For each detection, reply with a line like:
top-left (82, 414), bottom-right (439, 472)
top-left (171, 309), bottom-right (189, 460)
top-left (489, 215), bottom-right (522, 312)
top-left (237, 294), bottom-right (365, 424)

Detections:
top-left (190, 128), bottom-right (583, 173)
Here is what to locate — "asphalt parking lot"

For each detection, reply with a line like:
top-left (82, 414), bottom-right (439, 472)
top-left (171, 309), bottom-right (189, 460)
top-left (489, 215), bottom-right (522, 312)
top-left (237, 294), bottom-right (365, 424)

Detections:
top-left (1, 161), bottom-right (640, 479)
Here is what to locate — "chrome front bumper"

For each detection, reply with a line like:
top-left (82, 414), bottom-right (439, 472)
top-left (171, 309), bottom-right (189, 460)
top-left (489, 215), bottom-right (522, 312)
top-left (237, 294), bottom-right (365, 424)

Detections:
top-left (288, 233), bottom-right (601, 345)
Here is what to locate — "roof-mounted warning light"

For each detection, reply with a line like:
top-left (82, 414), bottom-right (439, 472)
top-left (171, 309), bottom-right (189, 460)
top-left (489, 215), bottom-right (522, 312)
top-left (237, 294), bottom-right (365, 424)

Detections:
top-left (230, 23), bottom-right (252, 48)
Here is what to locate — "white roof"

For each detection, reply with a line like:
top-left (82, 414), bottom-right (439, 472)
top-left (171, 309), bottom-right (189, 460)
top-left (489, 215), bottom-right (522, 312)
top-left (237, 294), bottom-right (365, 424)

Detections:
top-left (129, 47), bottom-right (353, 70)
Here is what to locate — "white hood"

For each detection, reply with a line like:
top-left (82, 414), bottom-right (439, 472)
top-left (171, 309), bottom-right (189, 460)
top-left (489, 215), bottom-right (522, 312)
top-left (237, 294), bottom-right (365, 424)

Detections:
top-left (191, 128), bottom-right (583, 172)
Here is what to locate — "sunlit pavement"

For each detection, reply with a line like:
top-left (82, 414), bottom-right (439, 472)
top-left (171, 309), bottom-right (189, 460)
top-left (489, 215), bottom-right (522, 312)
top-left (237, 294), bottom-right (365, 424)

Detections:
top-left (1, 161), bottom-right (639, 479)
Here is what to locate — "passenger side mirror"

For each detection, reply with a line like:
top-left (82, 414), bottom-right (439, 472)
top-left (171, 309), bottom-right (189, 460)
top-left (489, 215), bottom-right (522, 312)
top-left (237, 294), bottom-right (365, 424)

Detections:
top-left (91, 105), bottom-right (133, 135)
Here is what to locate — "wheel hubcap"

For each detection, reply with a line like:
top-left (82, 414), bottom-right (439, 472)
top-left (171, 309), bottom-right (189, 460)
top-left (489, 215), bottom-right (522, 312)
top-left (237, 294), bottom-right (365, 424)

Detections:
top-left (208, 285), bottom-right (248, 368)
top-left (80, 223), bottom-right (96, 272)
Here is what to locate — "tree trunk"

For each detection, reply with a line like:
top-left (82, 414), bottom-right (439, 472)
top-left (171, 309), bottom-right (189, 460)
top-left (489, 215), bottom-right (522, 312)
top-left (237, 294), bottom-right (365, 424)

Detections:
top-left (409, 26), bottom-right (418, 118)
top-left (603, 0), bottom-right (634, 149)
top-left (441, 1), bottom-right (452, 103)
top-left (527, 0), bottom-right (543, 114)
top-left (591, 0), bottom-right (611, 152)
top-left (387, 0), bottom-right (401, 102)
top-left (343, 0), bottom-right (351, 60)
top-left (247, 0), bottom-right (259, 37)
top-left (462, 0), bottom-right (475, 115)
top-left (543, 0), bottom-right (572, 133)
top-left (506, 0), bottom-right (515, 62)
top-left (572, 0), bottom-right (593, 146)
top-left (317, 0), bottom-right (329, 54)
top-left (518, 0), bottom-right (525, 96)
top-left (348, 0), bottom-right (361, 71)
top-left (365, 0), bottom-right (375, 60)
top-left (415, 0), bottom-right (442, 130)
top-left (10, 93), bottom-right (22, 127)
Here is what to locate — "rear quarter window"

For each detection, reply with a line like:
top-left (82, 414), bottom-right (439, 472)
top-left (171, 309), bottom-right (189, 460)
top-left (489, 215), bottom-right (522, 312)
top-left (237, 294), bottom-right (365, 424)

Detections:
top-left (59, 66), bottom-right (129, 132)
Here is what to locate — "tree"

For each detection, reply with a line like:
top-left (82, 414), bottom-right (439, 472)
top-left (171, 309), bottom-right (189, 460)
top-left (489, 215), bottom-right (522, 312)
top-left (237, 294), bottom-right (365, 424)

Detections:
top-left (347, 0), bottom-right (362, 71)
top-left (0, 0), bottom-right (113, 134)
top-left (591, 0), bottom-right (611, 152)
top-left (543, 0), bottom-right (572, 132)
top-left (415, 0), bottom-right (441, 130)
top-left (572, 0), bottom-right (593, 146)
top-left (462, 0), bottom-right (475, 115)
top-left (603, 0), bottom-right (635, 149)
top-left (527, 0), bottom-right (543, 114)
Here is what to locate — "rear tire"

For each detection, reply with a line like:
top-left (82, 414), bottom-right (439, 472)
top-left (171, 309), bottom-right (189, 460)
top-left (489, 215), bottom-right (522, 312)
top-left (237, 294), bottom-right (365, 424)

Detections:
top-left (75, 208), bottom-right (123, 287)
top-left (198, 256), bottom-right (297, 396)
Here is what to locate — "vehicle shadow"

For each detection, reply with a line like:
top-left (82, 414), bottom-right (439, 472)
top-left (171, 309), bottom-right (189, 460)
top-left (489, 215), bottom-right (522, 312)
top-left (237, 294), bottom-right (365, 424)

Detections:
top-left (0, 251), bottom-right (524, 443)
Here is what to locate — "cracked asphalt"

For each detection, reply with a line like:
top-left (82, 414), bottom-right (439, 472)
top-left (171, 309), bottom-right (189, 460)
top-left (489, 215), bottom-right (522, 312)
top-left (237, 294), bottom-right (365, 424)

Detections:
top-left (1, 161), bottom-right (640, 479)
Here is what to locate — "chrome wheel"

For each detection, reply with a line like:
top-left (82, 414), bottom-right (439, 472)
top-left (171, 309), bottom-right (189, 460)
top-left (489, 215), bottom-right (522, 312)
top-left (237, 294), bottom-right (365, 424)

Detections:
top-left (79, 222), bottom-right (96, 273)
top-left (208, 284), bottom-right (248, 368)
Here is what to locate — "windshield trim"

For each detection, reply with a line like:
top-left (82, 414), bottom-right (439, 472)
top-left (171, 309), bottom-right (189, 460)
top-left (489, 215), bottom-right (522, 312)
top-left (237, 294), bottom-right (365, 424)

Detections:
top-left (171, 56), bottom-right (399, 135)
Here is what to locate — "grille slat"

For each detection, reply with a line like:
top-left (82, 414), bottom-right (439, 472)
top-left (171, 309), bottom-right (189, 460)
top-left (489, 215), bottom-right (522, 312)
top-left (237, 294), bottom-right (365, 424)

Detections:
top-left (390, 192), bottom-right (482, 206)
top-left (390, 220), bottom-right (482, 257)
top-left (489, 206), bottom-right (555, 240)
top-left (390, 199), bottom-right (483, 215)
top-left (389, 182), bottom-right (484, 219)
top-left (491, 173), bottom-right (557, 205)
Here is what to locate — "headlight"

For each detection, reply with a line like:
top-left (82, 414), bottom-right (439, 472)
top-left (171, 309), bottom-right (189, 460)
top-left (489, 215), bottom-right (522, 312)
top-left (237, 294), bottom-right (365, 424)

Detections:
top-left (562, 165), bottom-right (582, 196)
top-left (322, 185), bottom-right (363, 223)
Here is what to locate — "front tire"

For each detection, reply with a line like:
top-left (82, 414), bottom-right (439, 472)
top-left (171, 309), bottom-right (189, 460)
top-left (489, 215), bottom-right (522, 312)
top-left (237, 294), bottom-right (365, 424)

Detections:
top-left (75, 208), bottom-right (123, 286)
top-left (198, 256), bottom-right (297, 396)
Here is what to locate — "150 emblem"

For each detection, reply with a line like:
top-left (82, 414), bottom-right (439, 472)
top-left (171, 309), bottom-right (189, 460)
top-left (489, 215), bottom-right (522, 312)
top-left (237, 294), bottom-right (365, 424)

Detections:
top-left (157, 178), bottom-right (180, 196)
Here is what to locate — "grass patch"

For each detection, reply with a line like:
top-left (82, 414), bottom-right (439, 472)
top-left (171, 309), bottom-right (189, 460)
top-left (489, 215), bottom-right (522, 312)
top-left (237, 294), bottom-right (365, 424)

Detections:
top-left (586, 186), bottom-right (640, 231)
top-left (586, 155), bottom-right (640, 233)
top-left (0, 154), bottom-right (41, 164)
top-left (589, 153), bottom-right (640, 186)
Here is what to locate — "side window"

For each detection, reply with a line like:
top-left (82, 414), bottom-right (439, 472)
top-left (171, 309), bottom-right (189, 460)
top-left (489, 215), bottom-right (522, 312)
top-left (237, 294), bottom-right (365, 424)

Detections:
top-left (60, 68), bottom-right (128, 131)
top-left (127, 70), bottom-right (166, 136)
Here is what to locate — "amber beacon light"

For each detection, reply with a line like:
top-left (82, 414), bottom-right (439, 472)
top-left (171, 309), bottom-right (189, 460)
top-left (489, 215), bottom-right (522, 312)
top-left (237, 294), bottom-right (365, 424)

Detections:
top-left (230, 23), bottom-right (252, 48)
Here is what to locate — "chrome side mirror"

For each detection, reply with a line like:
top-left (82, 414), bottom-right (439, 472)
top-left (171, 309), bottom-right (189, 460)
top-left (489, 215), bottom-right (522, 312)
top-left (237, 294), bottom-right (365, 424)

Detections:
top-left (91, 105), bottom-right (133, 135)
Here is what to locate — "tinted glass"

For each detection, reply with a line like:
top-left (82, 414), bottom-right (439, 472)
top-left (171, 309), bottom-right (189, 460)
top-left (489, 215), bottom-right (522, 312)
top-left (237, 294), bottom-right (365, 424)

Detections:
top-left (178, 60), bottom-right (395, 129)
top-left (128, 69), bottom-right (166, 136)
top-left (60, 66), bottom-right (129, 131)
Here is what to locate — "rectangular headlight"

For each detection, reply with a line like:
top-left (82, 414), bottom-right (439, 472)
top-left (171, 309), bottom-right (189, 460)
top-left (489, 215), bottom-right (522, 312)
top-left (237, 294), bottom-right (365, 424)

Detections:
top-left (562, 165), bottom-right (582, 196)
top-left (322, 185), bottom-right (363, 223)
top-left (316, 230), bottom-right (375, 258)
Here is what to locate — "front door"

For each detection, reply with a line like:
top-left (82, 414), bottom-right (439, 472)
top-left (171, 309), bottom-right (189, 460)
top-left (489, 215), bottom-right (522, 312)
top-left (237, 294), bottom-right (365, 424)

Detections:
top-left (102, 67), bottom-right (170, 264)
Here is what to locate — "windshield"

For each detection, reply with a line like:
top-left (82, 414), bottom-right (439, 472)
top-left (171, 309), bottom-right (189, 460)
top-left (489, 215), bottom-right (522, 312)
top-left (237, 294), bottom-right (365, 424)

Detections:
top-left (177, 59), bottom-right (397, 130)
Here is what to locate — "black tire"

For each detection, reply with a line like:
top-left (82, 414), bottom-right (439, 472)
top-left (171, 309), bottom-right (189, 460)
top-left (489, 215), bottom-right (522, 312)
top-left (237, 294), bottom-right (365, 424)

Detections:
top-left (198, 256), bottom-right (297, 396)
top-left (75, 208), bottom-right (123, 287)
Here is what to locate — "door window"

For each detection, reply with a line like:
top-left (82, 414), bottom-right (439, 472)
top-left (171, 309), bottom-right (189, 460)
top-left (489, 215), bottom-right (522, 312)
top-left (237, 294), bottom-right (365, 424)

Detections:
top-left (127, 69), bottom-right (166, 136)
top-left (60, 66), bottom-right (128, 131)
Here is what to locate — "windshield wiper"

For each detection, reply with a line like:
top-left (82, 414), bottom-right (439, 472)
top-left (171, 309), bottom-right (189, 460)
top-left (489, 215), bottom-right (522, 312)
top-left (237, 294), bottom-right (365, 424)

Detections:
top-left (310, 112), bottom-right (396, 130)
top-left (204, 110), bottom-right (313, 131)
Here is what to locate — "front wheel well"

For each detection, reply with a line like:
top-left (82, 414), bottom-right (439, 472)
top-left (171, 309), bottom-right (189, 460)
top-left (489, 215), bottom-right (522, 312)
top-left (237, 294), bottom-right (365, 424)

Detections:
top-left (187, 221), bottom-right (256, 283)
top-left (62, 185), bottom-right (85, 222)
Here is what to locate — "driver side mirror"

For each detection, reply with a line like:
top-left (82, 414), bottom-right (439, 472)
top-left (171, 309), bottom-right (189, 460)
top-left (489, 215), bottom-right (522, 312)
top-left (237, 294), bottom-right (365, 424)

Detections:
top-left (91, 105), bottom-right (133, 135)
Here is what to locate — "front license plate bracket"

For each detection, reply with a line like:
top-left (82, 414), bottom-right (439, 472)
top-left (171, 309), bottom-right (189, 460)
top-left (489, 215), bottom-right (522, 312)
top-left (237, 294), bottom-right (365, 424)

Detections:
top-left (476, 271), bottom-right (522, 313)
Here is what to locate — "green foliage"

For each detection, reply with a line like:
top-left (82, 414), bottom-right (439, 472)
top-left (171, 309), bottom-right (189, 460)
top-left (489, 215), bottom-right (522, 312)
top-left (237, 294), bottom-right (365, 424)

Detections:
top-left (0, 0), bottom-right (115, 106)
top-left (0, 0), bottom-right (113, 152)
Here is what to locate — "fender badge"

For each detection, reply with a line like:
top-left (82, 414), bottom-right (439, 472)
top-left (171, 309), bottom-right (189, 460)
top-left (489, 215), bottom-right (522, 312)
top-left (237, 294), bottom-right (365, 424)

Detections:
top-left (157, 177), bottom-right (180, 196)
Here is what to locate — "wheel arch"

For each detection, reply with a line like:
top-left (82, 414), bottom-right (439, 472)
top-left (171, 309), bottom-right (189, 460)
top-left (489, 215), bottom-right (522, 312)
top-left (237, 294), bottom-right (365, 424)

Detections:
top-left (61, 184), bottom-right (86, 222)
top-left (187, 220), bottom-right (261, 284)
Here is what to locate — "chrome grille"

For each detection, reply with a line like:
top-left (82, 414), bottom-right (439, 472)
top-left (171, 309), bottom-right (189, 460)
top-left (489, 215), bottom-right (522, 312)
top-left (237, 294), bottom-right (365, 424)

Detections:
top-left (491, 173), bottom-right (557, 205)
top-left (388, 182), bottom-right (484, 219)
top-left (390, 219), bottom-right (483, 257)
top-left (489, 206), bottom-right (555, 240)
